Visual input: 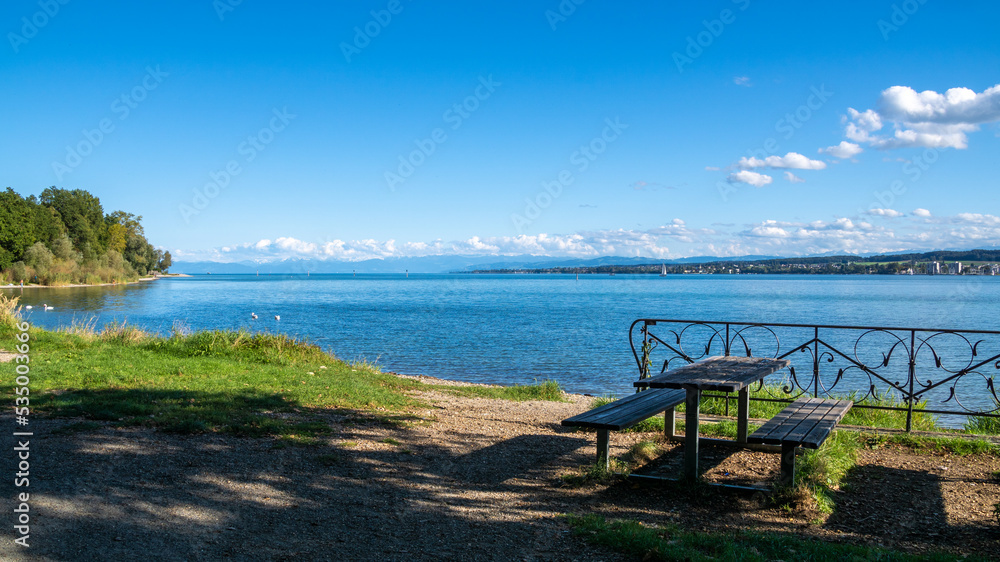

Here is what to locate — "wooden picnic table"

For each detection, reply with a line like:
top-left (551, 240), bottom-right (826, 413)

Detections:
top-left (635, 355), bottom-right (790, 481)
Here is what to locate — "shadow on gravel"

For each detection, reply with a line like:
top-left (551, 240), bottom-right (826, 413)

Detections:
top-left (445, 434), bottom-right (588, 484)
top-left (1, 414), bottom-right (612, 561)
top-left (824, 464), bottom-right (995, 553)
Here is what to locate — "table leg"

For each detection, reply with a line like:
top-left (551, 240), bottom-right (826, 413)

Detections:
top-left (684, 388), bottom-right (700, 481)
top-left (737, 387), bottom-right (749, 444)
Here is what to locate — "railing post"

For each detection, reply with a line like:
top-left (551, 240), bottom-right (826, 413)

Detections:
top-left (641, 324), bottom-right (649, 380)
top-left (906, 329), bottom-right (916, 432)
top-left (813, 326), bottom-right (820, 398)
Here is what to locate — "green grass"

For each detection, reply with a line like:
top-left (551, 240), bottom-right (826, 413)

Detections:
top-left (964, 396), bottom-right (1000, 435)
top-left (560, 458), bottom-right (631, 486)
top-left (565, 514), bottom-right (985, 562)
top-left (873, 433), bottom-right (999, 456)
top-left (621, 440), bottom-right (660, 466)
top-left (792, 430), bottom-right (861, 512)
top-left (4, 326), bottom-right (422, 438)
top-left (694, 384), bottom-right (939, 431)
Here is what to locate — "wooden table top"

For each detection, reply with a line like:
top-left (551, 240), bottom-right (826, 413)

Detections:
top-left (634, 356), bottom-right (790, 393)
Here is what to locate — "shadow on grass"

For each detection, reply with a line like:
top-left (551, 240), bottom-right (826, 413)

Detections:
top-left (37, 387), bottom-right (303, 436)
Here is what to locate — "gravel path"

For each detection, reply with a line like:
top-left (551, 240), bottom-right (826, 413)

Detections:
top-left (2, 379), bottom-right (998, 560)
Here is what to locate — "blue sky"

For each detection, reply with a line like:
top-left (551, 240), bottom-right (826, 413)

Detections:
top-left (3, 1), bottom-right (999, 262)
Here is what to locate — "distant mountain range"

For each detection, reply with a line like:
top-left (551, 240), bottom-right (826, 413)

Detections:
top-left (173, 254), bottom-right (784, 275)
top-left (172, 247), bottom-right (1000, 275)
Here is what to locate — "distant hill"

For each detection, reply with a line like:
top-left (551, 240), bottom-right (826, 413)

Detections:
top-left (172, 248), bottom-right (1000, 275)
top-left (173, 254), bottom-right (786, 275)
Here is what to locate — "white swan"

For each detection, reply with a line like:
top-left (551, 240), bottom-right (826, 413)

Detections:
top-left (274, 315), bottom-right (280, 321)
top-left (43, 304), bottom-right (54, 310)
top-left (24, 305), bottom-right (32, 309)
top-left (251, 312), bottom-right (258, 320)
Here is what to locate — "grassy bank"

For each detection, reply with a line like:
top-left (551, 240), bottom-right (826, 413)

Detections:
top-left (0, 295), bottom-right (564, 438)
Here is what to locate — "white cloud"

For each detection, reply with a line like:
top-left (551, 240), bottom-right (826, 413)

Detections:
top-left (737, 152), bottom-right (826, 170)
top-left (274, 237), bottom-right (316, 254)
top-left (844, 108), bottom-right (883, 143)
top-left (727, 170), bottom-right (773, 187)
top-left (879, 85), bottom-right (1000, 125)
top-left (955, 213), bottom-right (1000, 226)
top-left (783, 171), bottom-right (805, 183)
top-left (867, 208), bottom-right (904, 218)
top-left (819, 141), bottom-right (863, 159)
top-left (733, 76), bottom-right (751, 87)
top-left (913, 208), bottom-right (932, 217)
top-left (844, 84), bottom-right (1000, 150)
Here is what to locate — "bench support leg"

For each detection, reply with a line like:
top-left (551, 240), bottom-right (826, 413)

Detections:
top-left (596, 429), bottom-right (610, 469)
top-left (779, 443), bottom-right (796, 487)
top-left (664, 407), bottom-right (676, 439)
top-left (737, 388), bottom-right (749, 444)
top-left (684, 389), bottom-right (700, 481)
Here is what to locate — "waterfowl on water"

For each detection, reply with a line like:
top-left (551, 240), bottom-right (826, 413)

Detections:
top-left (251, 312), bottom-right (258, 320)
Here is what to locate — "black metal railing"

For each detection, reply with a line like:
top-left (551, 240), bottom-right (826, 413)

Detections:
top-left (629, 319), bottom-right (1000, 431)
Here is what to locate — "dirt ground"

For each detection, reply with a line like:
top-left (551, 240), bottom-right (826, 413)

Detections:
top-left (2, 378), bottom-right (998, 561)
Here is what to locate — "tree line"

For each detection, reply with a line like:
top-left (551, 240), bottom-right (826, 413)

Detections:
top-left (0, 187), bottom-right (170, 286)
top-left (468, 249), bottom-right (1000, 276)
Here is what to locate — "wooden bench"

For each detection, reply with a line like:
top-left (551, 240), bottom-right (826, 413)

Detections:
top-left (747, 397), bottom-right (853, 486)
top-left (562, 388), bottom-right (687, 468)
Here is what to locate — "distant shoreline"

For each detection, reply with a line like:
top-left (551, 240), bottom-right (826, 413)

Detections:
top-left (0, 273), bottom-right (191, 290)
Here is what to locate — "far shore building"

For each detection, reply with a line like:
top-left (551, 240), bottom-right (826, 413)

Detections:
top-left (948, 262), bottom-right (963, 275)
top-left (929, 262), bottom-right (941, 275)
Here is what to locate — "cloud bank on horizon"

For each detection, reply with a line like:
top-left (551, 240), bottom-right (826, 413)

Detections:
top-left (175, 210), bottom-right (1000, 264)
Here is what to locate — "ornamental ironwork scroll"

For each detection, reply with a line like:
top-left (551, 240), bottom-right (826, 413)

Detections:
top-left (629, 319), bottom-right (1000, 431)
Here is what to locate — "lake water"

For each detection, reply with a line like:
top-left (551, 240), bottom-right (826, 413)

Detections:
top-left (7, 274), bottom-right (999, 423)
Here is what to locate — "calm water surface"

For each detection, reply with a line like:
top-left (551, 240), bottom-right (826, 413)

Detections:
top-left (8, 274), bottom-right (999, 411)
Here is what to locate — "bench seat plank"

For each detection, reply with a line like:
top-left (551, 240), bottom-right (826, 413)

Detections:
top-left (747, 398), bottom-right (852, 447)
top-left (562, 388), bottom-right (686, 431)
top-left (745, 397), bottom-right (852, 486)
top-left (564, 389), bottom-right (682, 427)
top-left (800, 399), bottom-right (852, 448)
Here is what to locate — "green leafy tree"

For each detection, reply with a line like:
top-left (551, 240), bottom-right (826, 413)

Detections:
top-left (0, 188), bottom-right (36, 269)
top-left (39, 187), bottom-right (108, 258)
top-left (28, 199), bottom-right (66, 247)
top-left (24, 242), bottom-right (54, 271)
top-left (106, 211), bottom-right (144, 254)
top-left (158, 250), bottom-right (172, 272)
top-left (51, 234), bottom-right (78, 262)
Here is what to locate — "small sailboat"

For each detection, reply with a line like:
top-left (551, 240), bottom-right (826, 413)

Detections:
top-left (659, 264), bottom-right (668, 277)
